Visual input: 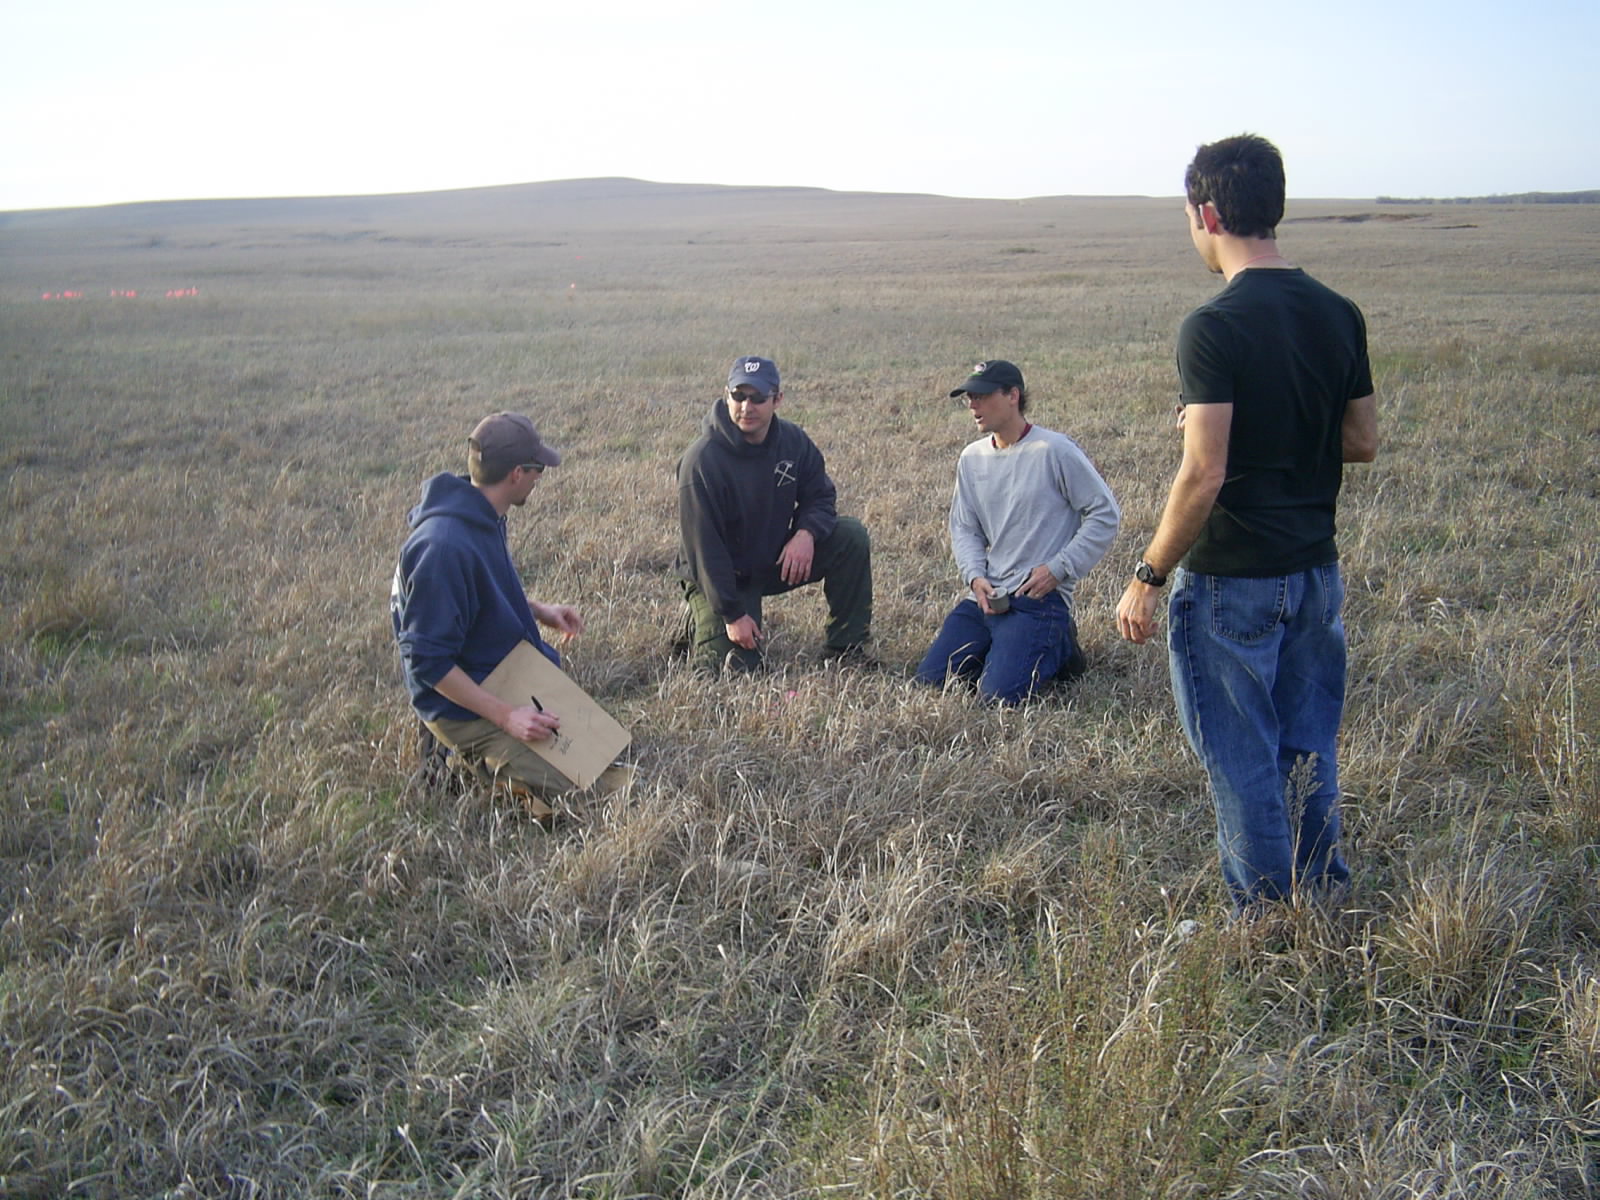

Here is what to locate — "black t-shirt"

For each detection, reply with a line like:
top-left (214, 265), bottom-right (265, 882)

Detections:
top-left (1177, 268), bottom-right (1372, 576)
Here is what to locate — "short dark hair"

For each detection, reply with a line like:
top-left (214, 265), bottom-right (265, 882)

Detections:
top-left (1016, 386), bottom-right (1030, 416)
top-left (1184, 134), bottom-right (1284, 240)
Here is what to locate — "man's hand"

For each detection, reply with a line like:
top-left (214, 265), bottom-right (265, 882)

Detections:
top-left (777, 529), bottom-right (815, 585)
top-left (1116, 580), bottom-right (1162, 645)
top-left (725, 614), bottom-right (762, 650)
top-left (500, 703), bottom-right (561, 743)
top-left (1016, 564), bottom-right (1060, 600)
top-left (971, 576), bottom-right (998, 614)
top-left (531, 601), bottom-right (584, 641)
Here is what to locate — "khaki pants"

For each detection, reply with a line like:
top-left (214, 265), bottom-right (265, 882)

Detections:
top-left (424, 715), bottom-right (572, 819)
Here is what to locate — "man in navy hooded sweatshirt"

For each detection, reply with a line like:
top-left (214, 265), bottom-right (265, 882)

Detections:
top-left (391, 412), bottom-right (583, 823)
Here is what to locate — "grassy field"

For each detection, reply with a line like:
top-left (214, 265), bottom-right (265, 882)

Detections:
top-left (2, 181), bottom-right (1598, 1198)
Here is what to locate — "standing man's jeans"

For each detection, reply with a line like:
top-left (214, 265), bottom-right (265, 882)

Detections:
top-left (1168, 564), bottom-right (1352, 911)
top-left (916, 591), bottom-right (1083, 705)
top-left (684, 515), bottom-right (873, 673)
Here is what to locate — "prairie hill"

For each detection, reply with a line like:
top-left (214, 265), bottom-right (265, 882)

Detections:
top-left (0, 177), bottom-right (1082, 234)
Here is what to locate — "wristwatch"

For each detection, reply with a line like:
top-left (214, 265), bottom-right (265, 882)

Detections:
top-left (1134, 560), bottom-right (1168, 587)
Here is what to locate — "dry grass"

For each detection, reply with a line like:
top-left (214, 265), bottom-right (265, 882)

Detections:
top-left (2, 188), bottom-right (1599, 1197)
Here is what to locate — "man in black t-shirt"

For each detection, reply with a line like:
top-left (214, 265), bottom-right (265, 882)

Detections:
top-left (1116, 134), bottom-right (1379, 914)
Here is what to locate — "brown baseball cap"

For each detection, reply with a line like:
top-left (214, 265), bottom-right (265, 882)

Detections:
top-left (468, 412), bottom-right (561, 472)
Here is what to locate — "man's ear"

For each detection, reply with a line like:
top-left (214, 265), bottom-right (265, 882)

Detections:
top-left (1197, 202), bottom-right (1221, 234)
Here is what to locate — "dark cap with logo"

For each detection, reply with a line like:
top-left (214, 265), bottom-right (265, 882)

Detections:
top-left (728, 355), bottom-right (781, 399)
top-left (949, 359), bottom-right (1025, 398)
top-left (468, 412), bottom-right (562, 473)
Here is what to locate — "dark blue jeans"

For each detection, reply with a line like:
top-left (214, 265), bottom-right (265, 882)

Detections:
top-left (1168, 565), bottom-right (1351, 911)
top-left (916, 592), bottom-right (1080, 705)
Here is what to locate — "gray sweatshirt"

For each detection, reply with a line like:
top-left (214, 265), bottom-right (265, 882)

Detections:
top-left (949, 424), bottom-right (1120, 612)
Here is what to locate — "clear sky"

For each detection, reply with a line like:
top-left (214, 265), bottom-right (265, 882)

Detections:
top-left (3, 0), bottom-right (1595, 212)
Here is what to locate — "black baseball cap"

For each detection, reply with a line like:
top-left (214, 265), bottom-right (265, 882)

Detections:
top-left (949, 359), bottom-right (1024, 397)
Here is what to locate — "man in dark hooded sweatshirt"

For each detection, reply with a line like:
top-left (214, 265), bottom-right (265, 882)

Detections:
top-left (676, 355), bottom-right (873, 674)
top-left (391, 412), bottom-right (585, 824)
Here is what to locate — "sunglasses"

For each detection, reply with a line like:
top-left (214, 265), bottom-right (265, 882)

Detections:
top-left (728, 389), bottom-right (773, 405)
top-left (518, 462), bottom-right (546, 475)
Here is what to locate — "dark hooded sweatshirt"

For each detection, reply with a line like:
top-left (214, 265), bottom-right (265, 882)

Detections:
top-left (675, 399), bottom-right (838, 623)
top-left (390, 472), bottom-right (558, 722)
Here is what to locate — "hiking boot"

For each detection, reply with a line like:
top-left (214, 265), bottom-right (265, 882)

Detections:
top-left (504, 782), bottom-right (558, 830)
top-left (669, 607), bottom-right (694, 660)
top-left (724, 647), bottom-right (763, 675)
top-left (416, 720), bottom-right (460, 793)
top-left (1054, 645), bottom-right (1087, 685)
top-left (819, 639), bottom-right (882, 669)
top-left (590, 763), bottom-right (637, 797)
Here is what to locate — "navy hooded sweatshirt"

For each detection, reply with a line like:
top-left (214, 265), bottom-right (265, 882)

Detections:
top-left (390, 472), bottom-right (558, 722)
top-left (675, 399), bottom-right (838, 623)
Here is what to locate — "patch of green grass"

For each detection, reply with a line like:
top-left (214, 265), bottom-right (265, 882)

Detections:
top-left (0, 690), bottom-right (68, 737)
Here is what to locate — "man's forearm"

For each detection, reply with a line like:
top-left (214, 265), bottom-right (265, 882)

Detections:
top-left (1141, 466), bottom-right (1223, 575)
top-left (1138, 401), bottom-right (1230, 575)
top-left (432, 666), bottom-right (512, 728)
top-left (1115, 466), bottom-right (1219, 645)
top-left (1342, 393), bottom-right (1379, 463)
top-left (950, 512), bottom-right (988, 587)
top-left (433, 664), bottom-right (559, 743)
top-left (1052, 500), bottom-right (1121, 584)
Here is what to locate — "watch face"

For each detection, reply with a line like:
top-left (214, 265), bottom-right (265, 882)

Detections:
top-left (1136, 562), bottom-right (1163, 585)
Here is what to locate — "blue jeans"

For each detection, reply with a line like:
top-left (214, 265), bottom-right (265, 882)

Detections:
top-left (916, 593), bottom-right (1081, 705)
top-left (1168, 565), bottom-right (1351, 911)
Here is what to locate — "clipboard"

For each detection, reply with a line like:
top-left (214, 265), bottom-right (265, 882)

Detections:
top-left (478, 641), bottom-right (631, 789)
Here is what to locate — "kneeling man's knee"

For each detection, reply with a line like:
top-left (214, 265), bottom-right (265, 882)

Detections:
top-left (828, 516), bottom-right (870, 556)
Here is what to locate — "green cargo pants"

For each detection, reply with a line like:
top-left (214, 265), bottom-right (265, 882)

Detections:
top-left (683, 515), bottom-right (872, 674)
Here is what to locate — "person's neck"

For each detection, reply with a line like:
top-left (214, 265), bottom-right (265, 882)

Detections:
top-left (990, 416), bottom-right (1030, 450)
top-left (478, 481), bottom-right (513, 517)
top-left (1220, 236), bottom-right (1291, 282)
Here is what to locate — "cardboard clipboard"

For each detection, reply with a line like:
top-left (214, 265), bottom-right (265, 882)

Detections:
top-left (478, 641), bottom-right (631, 789)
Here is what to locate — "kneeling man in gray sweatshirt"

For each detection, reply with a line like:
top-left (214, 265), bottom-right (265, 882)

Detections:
top-left (916, 359), bottom-right (1120, 704)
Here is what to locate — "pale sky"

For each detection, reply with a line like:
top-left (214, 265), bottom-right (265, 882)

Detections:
top-left (3, 0), bottom-right (1595, 212)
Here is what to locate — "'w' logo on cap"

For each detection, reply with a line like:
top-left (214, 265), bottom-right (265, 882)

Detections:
top-left (744, 361), bottom-right (761, 372)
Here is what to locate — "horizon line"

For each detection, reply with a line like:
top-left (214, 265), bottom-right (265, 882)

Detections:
top-left (6, 176), bottom-right (1597, 218)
